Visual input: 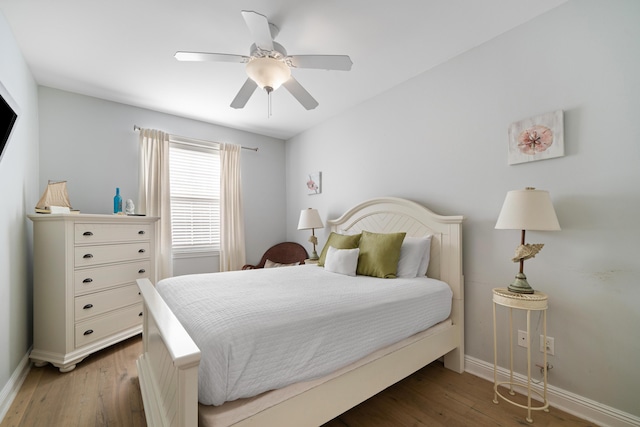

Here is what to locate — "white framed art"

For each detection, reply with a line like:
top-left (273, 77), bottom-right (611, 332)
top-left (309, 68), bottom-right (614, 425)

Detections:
top-left (507, 110), bottom-right (564, 165)
top-left (306, 171), bottom-right (321, 195)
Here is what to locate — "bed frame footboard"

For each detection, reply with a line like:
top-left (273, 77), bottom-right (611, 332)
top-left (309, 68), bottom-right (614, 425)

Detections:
top-left (137, 278), bottom-right (201, 427)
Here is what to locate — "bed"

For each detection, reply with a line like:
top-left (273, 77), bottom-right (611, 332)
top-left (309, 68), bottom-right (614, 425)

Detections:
top-left (136, 197), bottom-right (464, 426)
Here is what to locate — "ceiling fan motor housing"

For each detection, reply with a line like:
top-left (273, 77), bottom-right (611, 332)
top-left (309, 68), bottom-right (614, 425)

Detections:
top-left (249, 42), bottom-right (287, 60)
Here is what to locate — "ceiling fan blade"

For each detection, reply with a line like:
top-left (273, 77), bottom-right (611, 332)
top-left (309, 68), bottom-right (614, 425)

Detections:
top-left (241, 10), bottom-right (274, 51)
top-left (175, 51), bottom-right (249, 63)
top-left (287, 55), bottom-right (353, 71)
top-left (282, 77), bottom-right (319, 110)
top-left (230, 78), bottom-right (258, 109)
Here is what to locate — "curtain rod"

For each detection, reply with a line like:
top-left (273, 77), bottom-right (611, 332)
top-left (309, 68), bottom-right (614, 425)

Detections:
top-left (133, 125), bottom-right (258, 152)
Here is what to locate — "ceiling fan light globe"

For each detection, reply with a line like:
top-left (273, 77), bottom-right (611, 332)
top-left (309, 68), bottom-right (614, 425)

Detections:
top-left (246, 57), bottom-right (291, 91)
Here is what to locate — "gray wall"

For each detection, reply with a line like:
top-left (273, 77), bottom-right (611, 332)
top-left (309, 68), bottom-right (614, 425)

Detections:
top-left (0, 11), bottom-right (39, 406)
top-left (38, 87), bottom-right (287, 273)
top-left (285, 0), bottom-right (640, 417)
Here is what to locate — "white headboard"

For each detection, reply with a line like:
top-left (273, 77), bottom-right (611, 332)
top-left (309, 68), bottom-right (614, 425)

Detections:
top-left (327, 197), bottom-right (464, 301)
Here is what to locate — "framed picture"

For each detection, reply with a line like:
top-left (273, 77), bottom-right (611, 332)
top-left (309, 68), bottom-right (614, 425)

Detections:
top-left (508, 110), bottom-right (564, 165)
top-left (306, 171), bottom-right (321, 195)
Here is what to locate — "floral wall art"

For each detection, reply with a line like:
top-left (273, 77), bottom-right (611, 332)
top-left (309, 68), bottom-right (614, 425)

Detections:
top-left (507, 110), bottom-right (564, 165)
top-left (306, 171), bottom-right (321, 195)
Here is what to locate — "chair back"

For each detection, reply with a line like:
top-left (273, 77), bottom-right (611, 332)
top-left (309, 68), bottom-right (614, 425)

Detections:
top-left (242, 242), bottom-right (309, 269)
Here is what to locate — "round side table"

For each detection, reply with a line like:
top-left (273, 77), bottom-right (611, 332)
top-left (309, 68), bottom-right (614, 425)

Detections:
top-left (492, 287), bottom-right (549, 423)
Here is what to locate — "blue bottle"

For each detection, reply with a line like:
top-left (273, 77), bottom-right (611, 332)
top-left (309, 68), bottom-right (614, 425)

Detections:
top-left (114, 187), bottom-right (122, 214)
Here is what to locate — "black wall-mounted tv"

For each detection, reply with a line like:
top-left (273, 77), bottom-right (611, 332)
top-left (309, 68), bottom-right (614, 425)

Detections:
top-left (0, 82), bottom-right (19, 163)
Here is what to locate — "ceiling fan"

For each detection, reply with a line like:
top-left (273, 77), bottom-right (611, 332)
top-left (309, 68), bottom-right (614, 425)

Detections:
top-left (175, 10), bottom-right (352, 111)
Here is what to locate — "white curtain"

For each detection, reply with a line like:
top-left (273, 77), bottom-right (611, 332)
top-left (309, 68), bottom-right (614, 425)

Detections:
top-left (219, 142), bottom-right (246, 271)
top-left (138, 128), bottom-right (173, 280)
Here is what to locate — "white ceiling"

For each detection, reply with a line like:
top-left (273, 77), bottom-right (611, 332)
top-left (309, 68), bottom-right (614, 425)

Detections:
top-left (0, 0), bottom-right (568, 140)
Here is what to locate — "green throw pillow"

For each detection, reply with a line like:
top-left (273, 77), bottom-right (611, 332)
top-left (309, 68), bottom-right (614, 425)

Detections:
top-left (356, 231), bottom-right (406, 278)
top-left (318, 232), bottom-right (362, 266)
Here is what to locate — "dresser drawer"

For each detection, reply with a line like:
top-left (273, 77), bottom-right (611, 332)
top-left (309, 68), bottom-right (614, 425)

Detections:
top-left (75, 242), bottom-right (150, 267)
top-left (74, 261), bottom-right (150, 295)
top-left (75, 222), bottom-right (151, 244)
top-left (75, 284), bottom-right (142, 321)
top-left (75, 303), bottom-right (143, 348)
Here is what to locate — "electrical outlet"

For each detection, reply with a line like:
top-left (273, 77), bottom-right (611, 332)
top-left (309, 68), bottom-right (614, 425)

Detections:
top-left (518, 330), bottom-right (528, 348)
top-left (540, 335), bottom-right (555, 355)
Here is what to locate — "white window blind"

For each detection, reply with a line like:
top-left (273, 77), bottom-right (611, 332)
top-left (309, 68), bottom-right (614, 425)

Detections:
top-left (169, 140), bottom-right (220, 253)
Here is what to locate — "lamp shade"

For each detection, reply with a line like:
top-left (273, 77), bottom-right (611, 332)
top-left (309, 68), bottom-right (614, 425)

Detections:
top-left (297, 208), bottom-right (323, 230)
top-left (246, 57), bottom-right (291, 92)
top-left (495, 187), bottom-right (560, 231)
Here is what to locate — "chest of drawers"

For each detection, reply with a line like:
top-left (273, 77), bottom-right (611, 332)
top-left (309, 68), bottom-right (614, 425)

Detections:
top-left (28, 214), bottom-right (159, 372)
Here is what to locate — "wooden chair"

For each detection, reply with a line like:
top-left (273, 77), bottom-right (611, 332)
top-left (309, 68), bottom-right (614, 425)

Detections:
top-left (242, 242), bottom-right (309, 270)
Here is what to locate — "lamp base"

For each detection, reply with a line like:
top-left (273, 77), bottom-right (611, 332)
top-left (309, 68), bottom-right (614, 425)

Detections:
top-left (508, 272), bottom-right (535, 294)
top-left (309, 250), bottom-right (319, 261)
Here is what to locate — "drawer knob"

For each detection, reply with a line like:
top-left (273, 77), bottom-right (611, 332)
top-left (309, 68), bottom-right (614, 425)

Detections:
top-left (138, 230), bottom-right (145, 235)
top-left (138, 269), bottom-right (146, 274)
top-left (83, 231), bottom-right (94, 236)
top-left (138, 249), bottom-right (146, 253)
top-left (83, 254), bottom-right (93, 259)
top-left (83, 303), bottom-right (93, 310)
top-left (139, 312), bottom-right (143, 317)
top-left (83, 329), bottom-right (94, 336)
top-left (83, 278), bottom-right (93, 283)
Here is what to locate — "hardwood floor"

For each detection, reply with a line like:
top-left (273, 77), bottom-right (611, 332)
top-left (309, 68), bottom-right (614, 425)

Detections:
top-left (322, 363), bottom-right (596, 427)
top-left (1, 336), bottom-right (145, 427)
top-left (1, 336), bottom-right (595, 427)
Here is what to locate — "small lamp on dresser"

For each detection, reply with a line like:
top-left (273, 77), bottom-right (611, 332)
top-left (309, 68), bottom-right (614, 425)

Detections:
top-left (297, 208), bottom-right (324, 260)
top-left (495, 187), bottom-right (561, 294)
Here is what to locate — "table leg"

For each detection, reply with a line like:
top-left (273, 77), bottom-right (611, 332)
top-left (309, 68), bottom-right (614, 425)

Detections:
top-left (526, 309), bottom-right (533, 423)
top-left (543, 309), bottom-right (549, 412)
top-left (509, 307), bottom-right (515, 396)
top-left (493, 301), bottom-right (499, 404)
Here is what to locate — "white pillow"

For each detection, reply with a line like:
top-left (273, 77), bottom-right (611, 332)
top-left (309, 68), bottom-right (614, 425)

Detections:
top-left (416, 235), bottom-right (433, 277)
top-left (324, 246), bottom-right (359, 276)
top-left (397, 236), bottom-right (432, 278)
top-left (264, 259), bottom-right (300, 268)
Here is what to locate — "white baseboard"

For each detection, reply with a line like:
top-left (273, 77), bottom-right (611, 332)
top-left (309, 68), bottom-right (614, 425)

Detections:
top-left (464, 355), bottom-right (640, 427)
top-left (0, 349), bottom-right (32, 423)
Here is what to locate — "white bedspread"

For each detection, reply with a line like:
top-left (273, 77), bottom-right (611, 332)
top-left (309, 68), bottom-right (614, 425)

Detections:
top-left (156, 265), bottom-right (452, 406)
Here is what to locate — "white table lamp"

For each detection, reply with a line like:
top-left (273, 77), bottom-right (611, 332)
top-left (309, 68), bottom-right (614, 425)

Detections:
top-left (297, 208), bottom-right (324, 260)
top-left (495, 187), bottom-right (560, 294)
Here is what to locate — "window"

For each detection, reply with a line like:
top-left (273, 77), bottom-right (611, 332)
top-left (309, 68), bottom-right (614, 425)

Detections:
top-left (169, 137), bottom-right (220, 253)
